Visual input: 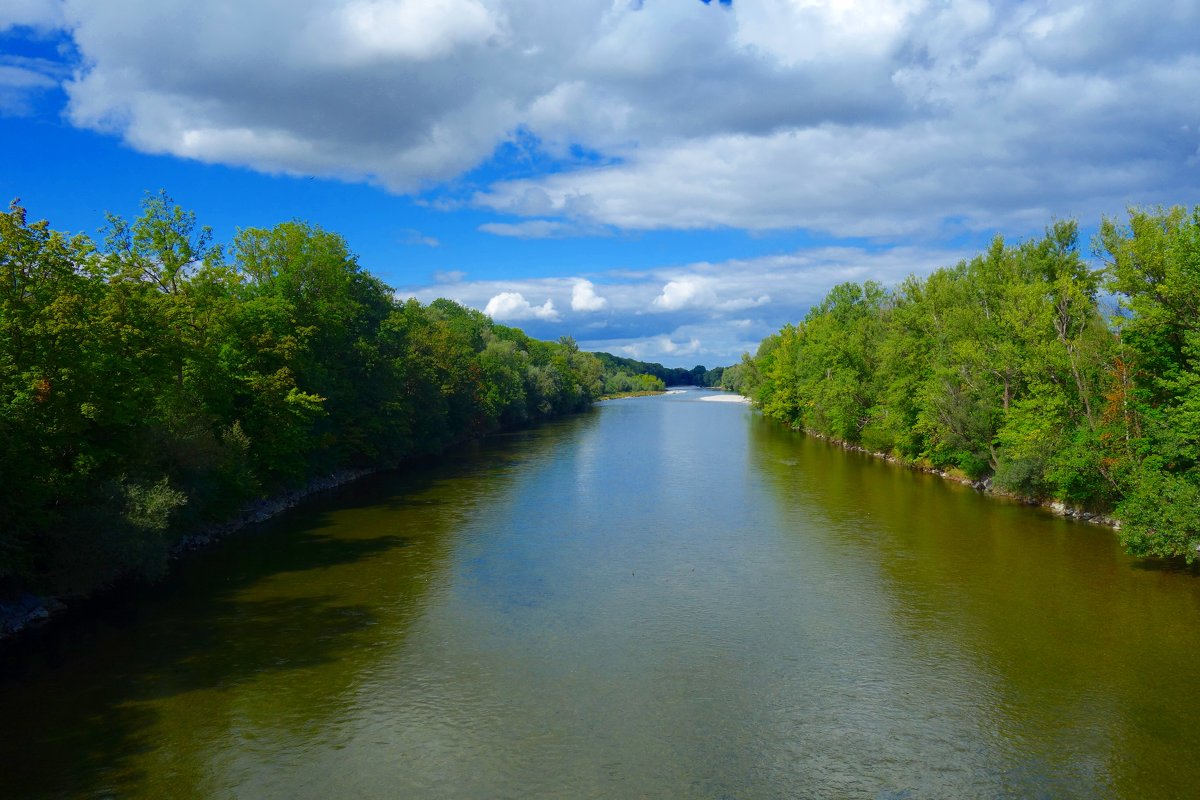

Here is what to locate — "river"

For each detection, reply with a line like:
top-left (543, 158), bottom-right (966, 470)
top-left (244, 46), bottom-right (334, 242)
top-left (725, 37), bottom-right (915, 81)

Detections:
top-left (2, 388), bottom-right (1199, 799)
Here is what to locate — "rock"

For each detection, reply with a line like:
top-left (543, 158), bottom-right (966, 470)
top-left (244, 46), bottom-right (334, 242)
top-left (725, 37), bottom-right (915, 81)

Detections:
top-left (0, 593), bottom-right (52, 638)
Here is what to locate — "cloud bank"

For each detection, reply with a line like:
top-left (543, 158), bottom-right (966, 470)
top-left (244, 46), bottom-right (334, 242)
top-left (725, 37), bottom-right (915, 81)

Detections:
top-left (403, 243), bottom-right (973, 364)
top-left (15, 0), bottom-right (1199, 364)
top-left (18, 0), bottom-right (1199, 236)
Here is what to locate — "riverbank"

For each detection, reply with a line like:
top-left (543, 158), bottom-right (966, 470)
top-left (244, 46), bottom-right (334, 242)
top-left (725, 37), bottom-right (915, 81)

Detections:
top-left (794, 426), bottom-right (1121, 530)
top-left (9, 363), bottom-right (1200, 800)
top-left (0, 402), bottom-right (604, 643)
top-left (599, 389), bottom-right (667, 400)
top-left (0, 468), bottom-right (378, 642)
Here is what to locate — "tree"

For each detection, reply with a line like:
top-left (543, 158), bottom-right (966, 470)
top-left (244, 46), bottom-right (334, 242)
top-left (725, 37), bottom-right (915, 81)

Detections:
top-left (1100, 206), bottom-right (1200, 559)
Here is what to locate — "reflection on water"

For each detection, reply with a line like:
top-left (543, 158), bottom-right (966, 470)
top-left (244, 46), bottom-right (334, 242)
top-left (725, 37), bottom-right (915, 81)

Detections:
top-left (2, 390), bottom-right (1199, 799)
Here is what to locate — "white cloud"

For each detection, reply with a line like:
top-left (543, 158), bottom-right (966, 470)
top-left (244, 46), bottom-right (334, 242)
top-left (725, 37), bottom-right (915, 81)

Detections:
top-left (327, 0), bottom-right (505, 63)
top-left (478, 220), bottom-right (581, 239)
top-left (649, 278), bottom-right (767, 313)
top-left (0, 0), bottom-right (63, 31)
top-left (570, 279), bottom-right (608, 312)
top-left (484, 291), bottom-right (559, 321)
top-left (0, 65), bottom-right (54, 89)
top-left (0, 56), bottom-right (66, 115)
top-left (733, 0), bottom-right (921, 67)
top-left (660, 336), bottom-right (701, 356)
top-left (22, 0), bottom-right (1199, 235)
top-left (401, 241), bottom-right (975, 365)
top-left (591, 333), bottom-right (707, 363)
top-left (653, 277), bottom-right (716, 312)
top-left (718, 294), bottom-right (771, 312)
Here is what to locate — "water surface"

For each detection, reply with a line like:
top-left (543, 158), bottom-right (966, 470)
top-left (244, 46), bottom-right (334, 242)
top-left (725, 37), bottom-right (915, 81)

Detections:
top-left (3, 388), bottom-right (1199, 798)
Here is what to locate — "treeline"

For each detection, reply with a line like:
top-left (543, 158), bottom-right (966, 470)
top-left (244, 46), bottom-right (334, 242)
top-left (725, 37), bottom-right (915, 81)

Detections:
top-left (738, 207), bottom-right (1200, 562)
top-left (590, 352), bottom-right (721, 389)
top-left (0, 194), bottom-right (606, 596)
top-left (601, 370), bottom-right (666, 395)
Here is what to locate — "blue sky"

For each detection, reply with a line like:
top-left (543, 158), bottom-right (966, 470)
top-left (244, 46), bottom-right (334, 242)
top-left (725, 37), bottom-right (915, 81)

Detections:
top-left (2, 1), bottom-right (1198, 367)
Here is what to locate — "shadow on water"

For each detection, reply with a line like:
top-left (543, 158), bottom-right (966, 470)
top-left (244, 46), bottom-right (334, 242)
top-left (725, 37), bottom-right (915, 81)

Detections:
top-left (0, 517), bottom-right (404, 798)
top-left (0, 412), bottom-right (600, 799)
top-left (1126, 557), bottom-right (1200, 575)
top-left (746, 415), bottom-right (1200, 799)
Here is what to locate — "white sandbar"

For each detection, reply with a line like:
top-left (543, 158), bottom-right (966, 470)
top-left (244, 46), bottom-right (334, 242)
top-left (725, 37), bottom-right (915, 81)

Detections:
top-left (697, 393), bottom-right (750, 403)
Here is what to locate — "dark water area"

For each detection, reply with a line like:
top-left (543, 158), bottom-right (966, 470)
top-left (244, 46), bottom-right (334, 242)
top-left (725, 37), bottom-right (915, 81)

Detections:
top-left (2, 388), bottom-right (1199, 799)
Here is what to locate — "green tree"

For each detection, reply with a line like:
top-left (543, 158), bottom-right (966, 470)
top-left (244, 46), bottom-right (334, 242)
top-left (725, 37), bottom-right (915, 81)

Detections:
top-left (1101, 206), bottom-right (1200, 559)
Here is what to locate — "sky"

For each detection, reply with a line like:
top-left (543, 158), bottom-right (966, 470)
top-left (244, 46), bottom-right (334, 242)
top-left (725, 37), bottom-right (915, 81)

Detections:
top-left (1, 1), bottom-right (1197, 367)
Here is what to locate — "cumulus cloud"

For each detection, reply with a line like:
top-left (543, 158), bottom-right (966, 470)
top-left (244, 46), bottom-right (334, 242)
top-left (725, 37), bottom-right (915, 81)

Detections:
top-left (571, 279), bottom-right (608, 312)
top-left (649, 277), bottom-right (768, 314)
top-left (598, 335), bottom-right (700, 361)
top-left (661, 336), bottom-right (701, 357)
top-left (402, 242), bottom-right (974, 365)
top-left (652, 277), bottom-right (716, 311)
top-left (484, 291), bottom-right (559, 322)
top-left (21, 0), bottom-right (1195, 234)
top-left (328, 0), bottom-right (505, 63)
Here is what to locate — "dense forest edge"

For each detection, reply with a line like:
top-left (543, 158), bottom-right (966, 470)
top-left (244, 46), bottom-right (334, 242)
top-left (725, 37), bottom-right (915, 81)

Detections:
top-left (722, 206), bottom-right (1200, 563)
top-left (0, 193), bottom-right (718, 625)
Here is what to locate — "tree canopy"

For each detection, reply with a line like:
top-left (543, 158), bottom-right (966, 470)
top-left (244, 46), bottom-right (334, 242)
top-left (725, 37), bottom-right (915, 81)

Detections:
top-left (736, 208), bottom-right (1200, 562)
top-left (0, 195), bottom-right (604, 596)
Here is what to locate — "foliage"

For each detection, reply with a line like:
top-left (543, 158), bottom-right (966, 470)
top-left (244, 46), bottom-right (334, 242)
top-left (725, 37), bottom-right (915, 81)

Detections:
top-left (740, 209), bottom-right (1200, 561)
top-left (590, 351), bottom-right (708, 388)
top-left (1100, 206), bottom-right (1200, 559)
top-left (0, 195), bottom-right (604, 595)
top-left (602, 371), bottom-right (666, 395)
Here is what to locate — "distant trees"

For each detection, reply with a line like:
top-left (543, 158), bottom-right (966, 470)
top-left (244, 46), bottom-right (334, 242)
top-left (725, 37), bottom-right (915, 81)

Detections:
top-left (739, 208), bottom-right (1200, 562)
top-left (0, 195), bottom-right (604, 596)
top-left (602, 371), bottom-right (666, 395)
top-left (590, 352), bottom-right (708, 388)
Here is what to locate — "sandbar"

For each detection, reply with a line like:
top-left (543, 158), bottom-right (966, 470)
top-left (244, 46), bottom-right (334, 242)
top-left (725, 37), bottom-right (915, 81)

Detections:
top-left (697, 393), bottom-right (750, 403)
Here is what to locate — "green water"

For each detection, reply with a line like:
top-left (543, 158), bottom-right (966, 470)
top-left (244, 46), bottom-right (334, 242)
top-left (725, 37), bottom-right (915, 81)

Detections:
top-left (3, 388), bottom-right (1199, 799)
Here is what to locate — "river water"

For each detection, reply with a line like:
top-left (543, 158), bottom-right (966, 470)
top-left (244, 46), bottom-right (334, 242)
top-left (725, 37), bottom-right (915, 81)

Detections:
top-left (2, 388), bottom-right (1199, 799)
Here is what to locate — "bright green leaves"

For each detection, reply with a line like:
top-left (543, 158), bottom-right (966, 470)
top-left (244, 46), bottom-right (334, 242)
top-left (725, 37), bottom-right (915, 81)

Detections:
top-left (743, 206), bottom-right (1200, 560)
top-left (1100, 206), bottom-right (1200, 559)
top-left (744, 219), bottom-right (1128, 525)
top-left (103, 190), bottom-right (218, 294)
top-left (751, 282), bottom-right (890, 444)
top-left (1118, 469), bottom-right (1200, 562)
top-left (0, 197), bottom-right (609, 594)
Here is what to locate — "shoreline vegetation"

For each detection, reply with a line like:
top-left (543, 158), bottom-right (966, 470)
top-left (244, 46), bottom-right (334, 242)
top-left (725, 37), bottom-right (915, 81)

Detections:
top-left (724, 206), bottom-right (1200, 563)
top-left (600, 389), bottom-right (666, 400)
top-left (0, 195), bottom-right (715, 641)
top-left (796, 427), bottom-right (1121, 529)
top-left (1, 466), bottom-right (374, 639)
top-left (11, 200), bottom-right (1195, 638)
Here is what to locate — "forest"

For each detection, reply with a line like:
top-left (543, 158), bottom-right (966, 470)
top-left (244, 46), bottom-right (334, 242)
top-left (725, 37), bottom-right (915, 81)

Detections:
top-left (592, 352), bottom-right (724, 390)
top-left (0, 194), bottom-right (623, 598)
top-left (7, 194), bottom-right (1195, 608)
top-left (731, 206), bottom-right (1200, 562)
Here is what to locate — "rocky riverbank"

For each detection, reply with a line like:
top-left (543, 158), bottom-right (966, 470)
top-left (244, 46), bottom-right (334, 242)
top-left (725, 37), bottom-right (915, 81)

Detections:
top-left (798, 428), bottom-right (1122, 530)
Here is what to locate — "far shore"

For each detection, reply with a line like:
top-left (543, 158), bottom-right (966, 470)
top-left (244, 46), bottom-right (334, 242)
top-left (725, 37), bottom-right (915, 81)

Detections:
top-left (599, 389), bottom-right (667, 401)
top-left (698, 393), bottom-right (751, 403)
